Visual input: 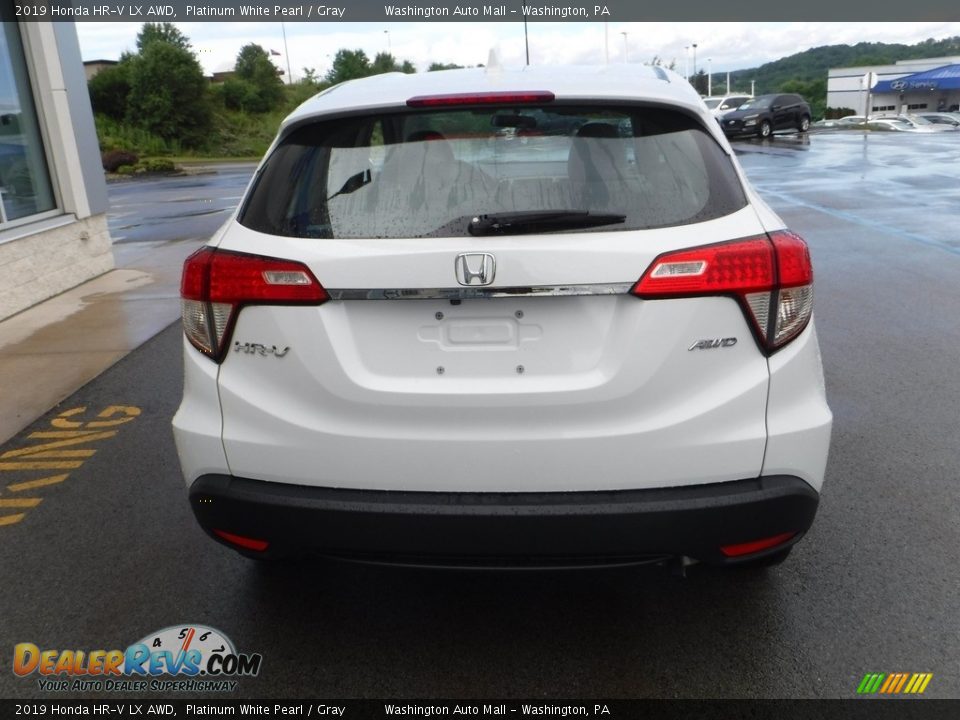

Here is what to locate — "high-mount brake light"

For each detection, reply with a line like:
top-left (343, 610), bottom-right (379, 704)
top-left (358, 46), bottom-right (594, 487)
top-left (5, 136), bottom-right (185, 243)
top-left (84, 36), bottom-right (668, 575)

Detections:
top-left (631, 231), bottom-right (814, 353)
top-left (180, 248), bottom-right (327, 362)
top-left (406, 91), bottom-right (555, 107)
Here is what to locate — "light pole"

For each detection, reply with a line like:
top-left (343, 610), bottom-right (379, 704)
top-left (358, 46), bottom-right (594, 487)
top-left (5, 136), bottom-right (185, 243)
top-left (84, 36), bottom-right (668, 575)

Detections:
top-left (280, 22), bottom-right (293, 83)
top-left (707, 58), bottom-right (712, 96)
top-left (384, 30), bottom-right (391, 54)
top-left (604, 22), bottom-right (609, 64)
top-left (523, 8), bottom-right (530, 65)
top-left (692, 43), bottom-right (698, 80)
top-left (684, 45), bottom-right (689, 80)
top-left (620, 32), bottom-right (628, 63)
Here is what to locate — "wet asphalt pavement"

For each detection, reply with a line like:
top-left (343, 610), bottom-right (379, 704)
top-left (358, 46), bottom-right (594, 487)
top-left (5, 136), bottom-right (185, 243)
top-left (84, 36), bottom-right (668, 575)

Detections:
top-left (107, 163), bottom-right (256, 246)
top-left (1, 133), bottom-right (958, 699)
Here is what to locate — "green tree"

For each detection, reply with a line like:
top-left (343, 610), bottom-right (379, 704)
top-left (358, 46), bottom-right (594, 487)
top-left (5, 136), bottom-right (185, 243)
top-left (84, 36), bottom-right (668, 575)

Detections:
top-left (126, 39), bottom-right (211, 147)
top-left (692, 69), bottom-right (708, 95)
top-left (136, 22), bottom-right (191, 53)
top-left (325, 49), bottom-right (371, 85)
top-left (428, 62), bottom-right (463, 71)
top-left (233, 43), bottom-right (285, 112)
top-left (370, 52), bottom-right (397, 74)
top-left (648, 55), bottom-right (676, 71)
top-left (221, 78), bottom-right (258, 112)
top-left (369, 53), bottom-right (416, 75)
top-left (88, 62), bottom-right (130, 121)
top-left (780, 77), bottom-right (827, 119)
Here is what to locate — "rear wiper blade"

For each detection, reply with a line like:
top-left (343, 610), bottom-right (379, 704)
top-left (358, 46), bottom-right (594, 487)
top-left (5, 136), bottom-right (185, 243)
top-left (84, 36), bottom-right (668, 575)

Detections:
top-left (327, 169), bottom-right (371, 201)
top-left (468, 211), bottom-right (626, 236)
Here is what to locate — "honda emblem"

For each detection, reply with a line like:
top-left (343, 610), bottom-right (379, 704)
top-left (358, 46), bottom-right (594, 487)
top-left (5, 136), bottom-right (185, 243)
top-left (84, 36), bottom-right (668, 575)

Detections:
top-left (455, 253), bottom-right (496, 286)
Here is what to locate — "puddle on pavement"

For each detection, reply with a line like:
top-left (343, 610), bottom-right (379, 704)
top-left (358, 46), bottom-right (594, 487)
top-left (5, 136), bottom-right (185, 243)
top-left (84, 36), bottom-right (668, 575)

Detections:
top-left (0, 270), bottom-right (154, 352)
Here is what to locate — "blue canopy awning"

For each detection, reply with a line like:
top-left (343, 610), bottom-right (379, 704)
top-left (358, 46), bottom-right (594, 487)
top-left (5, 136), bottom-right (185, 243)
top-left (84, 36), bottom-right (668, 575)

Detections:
top-left (874, 64), bottom-right (960, 93)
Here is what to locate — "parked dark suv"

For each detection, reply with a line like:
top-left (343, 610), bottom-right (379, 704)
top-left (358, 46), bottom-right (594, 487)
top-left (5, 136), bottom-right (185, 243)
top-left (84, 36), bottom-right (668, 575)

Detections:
top-left (721, 94), bottom-right (811, 138)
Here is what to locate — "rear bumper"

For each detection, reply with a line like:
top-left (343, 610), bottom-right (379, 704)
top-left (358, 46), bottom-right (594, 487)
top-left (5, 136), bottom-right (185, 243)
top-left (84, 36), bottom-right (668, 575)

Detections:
top-left (722, 123), bottom-right (754, 137)
top-left (189, 474), bottom-right (819, 567)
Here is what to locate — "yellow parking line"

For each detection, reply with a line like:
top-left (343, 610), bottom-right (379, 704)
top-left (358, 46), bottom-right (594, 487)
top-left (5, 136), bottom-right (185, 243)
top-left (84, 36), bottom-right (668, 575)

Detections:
top-left (0, 405), bottom-right (142, 528)
top-left (1, 431), bottom-right (116, 458)
top-left (0, 461), bottom-right (84, 470)
top-left (0, 498), bottom-right (43, 508)
top-left (5, 450), bottom-right (96, 459)
top-left (6, 474), bottom-right (69, 492)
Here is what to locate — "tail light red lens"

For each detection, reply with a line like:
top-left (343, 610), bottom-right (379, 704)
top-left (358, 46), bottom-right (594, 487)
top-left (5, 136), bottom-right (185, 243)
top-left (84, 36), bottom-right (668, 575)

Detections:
top-left (631, 231), bottom-right (814, 353)
top-left (213, 529), bottom-right (270, 553)
top-left (180, 247), bottom-right (327, 361)
top-left (720, 531), bottom-right (797, 558)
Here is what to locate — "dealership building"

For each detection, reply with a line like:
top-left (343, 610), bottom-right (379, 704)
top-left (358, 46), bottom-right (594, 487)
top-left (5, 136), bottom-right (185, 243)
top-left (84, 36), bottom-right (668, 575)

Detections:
top-left (0, 21), bottom-right (112, 322)
top-left (827, 56), bottom-right (960, 116)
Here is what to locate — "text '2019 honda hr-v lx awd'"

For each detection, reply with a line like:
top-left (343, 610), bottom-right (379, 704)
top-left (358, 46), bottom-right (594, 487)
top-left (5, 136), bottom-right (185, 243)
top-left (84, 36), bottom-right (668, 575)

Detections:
top-left (173, 64), bottom-right (832, 569)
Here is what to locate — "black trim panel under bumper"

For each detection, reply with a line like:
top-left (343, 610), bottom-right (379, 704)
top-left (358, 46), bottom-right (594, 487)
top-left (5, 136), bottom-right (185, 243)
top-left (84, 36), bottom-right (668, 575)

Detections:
top-left (189, 474), bottom-right (819, 567)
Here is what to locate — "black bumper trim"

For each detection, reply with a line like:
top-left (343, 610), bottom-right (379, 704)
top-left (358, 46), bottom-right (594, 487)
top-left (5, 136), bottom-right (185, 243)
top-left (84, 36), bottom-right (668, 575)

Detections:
top-left (189, 474), bottom-right (819, 566)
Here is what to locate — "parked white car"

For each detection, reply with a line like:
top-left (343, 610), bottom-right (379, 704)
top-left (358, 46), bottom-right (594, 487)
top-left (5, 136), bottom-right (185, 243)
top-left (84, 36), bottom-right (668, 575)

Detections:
top-left (868, 118), bottom-right (917, 132)
top-left (900, 114), bottom-right (959, 131)
top-left (703, 94), bottom-right (753, 118)
top-left (914, 112), bottom-right (960, 127)
top-left (869, 116), bottom-right (952, 133)
top-left (173, 65), bottom-right (832, 570)
top-left (813, 115), bottom-right (867, 128)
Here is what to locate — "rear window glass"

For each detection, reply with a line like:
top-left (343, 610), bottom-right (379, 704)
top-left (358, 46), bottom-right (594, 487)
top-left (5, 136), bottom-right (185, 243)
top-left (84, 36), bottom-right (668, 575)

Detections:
top-left (238, 104), bottom-right (747, 239)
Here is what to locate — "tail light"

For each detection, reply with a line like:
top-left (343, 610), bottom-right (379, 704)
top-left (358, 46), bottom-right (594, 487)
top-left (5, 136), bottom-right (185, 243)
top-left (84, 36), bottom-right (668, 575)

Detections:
top-left (180, 247), bottom-right (327, 362)
top-left (212, 529), bottom-right (270, 552)
top-left (720, 531), bottom-right (797, 558)
top-left (631, 230), bottom-right (813, 353)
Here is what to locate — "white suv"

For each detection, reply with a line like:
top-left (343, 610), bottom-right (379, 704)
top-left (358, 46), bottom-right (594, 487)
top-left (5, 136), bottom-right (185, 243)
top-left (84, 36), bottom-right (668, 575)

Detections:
top-left (173, 65), bottom-right (831, 569)
top-left (703, 94), bottom-right (753, 118)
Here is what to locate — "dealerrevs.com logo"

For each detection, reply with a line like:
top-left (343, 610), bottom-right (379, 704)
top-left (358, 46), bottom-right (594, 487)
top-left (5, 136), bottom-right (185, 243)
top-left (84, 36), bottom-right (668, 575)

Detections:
top-left (13, 624), bottom-right (262, 693)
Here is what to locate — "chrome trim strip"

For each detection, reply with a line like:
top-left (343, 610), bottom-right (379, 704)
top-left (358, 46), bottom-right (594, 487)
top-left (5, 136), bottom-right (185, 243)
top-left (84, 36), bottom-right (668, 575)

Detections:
top-left (326, 283), bottom-right (635, 301)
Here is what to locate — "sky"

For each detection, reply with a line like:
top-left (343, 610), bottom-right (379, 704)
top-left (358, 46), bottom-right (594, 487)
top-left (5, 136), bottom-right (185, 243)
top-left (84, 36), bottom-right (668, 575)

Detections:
top-left (75, 21), bottom-right (960, 82)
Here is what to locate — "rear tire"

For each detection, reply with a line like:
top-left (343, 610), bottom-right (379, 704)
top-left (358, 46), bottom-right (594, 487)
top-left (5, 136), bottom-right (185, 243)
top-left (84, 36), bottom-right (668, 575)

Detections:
top-left (759, 120), bottom-right (772, 138)
top-left (798, 115), bottom-right (811, 133)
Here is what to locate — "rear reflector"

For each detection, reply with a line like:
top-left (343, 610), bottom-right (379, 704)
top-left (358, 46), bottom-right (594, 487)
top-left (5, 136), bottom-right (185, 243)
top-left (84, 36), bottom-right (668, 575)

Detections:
top-left (720, 531), bottom-right (797, 558)
top-left (631, 231), bottom-right (814, 353)
top-left (180, 247), bottom-right (327, 362)
top-left (407, 91), bottom-right (555, 107)
top-left (213, 529), bottom-right (270, 552)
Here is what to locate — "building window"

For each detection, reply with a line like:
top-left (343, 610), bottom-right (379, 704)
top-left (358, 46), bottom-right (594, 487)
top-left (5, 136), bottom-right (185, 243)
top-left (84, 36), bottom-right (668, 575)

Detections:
top-left (906, 103), bottom-right (928, 110)
top-left (0, 23), bottom-right (55, 226)
top-left (872, 105), bottom-right (896, 112)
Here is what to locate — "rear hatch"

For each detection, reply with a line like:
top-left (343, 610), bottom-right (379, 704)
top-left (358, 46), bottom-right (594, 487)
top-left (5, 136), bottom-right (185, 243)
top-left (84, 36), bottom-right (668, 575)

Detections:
top-left (212, 99), bottom-right (773, 492)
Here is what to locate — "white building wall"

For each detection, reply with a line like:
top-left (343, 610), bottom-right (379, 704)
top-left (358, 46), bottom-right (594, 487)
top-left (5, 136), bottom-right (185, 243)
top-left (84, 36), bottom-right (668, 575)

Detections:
top-left (0, 22), bottom-right (113, 322)
top-left (827, 56), bottom-right (960, 115)
top-left (0, 215), bottom-right (111, 320)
